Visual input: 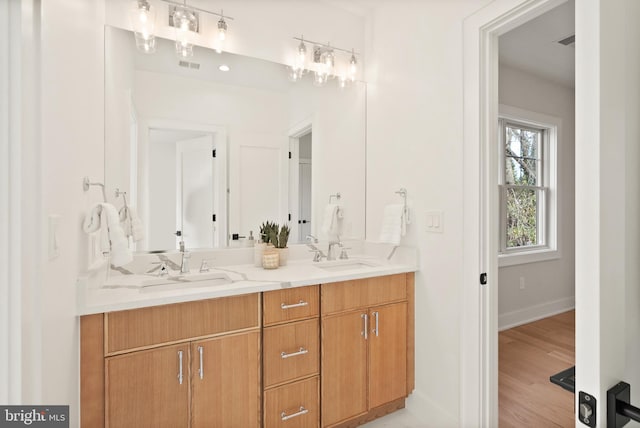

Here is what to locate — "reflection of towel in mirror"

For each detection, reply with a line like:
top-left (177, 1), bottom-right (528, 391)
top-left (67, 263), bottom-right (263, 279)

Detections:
top-left (83, 203), bottom-right (133, 267)
top-left (378, 204), bottom-right (406, 246)
top-left (321, 204), bottom-right (343, 239)
top-left (119, 205), bottom-right (144, 243)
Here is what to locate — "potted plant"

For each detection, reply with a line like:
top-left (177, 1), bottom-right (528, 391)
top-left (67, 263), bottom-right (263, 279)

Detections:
top-left (271, 224), bottom-right (290, 266)
top-left (254, 221), bottom-right (274, 267)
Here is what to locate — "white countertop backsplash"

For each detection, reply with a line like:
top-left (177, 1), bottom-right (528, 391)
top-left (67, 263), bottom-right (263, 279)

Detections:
top-left (77, 241), bottom-right (418, 315)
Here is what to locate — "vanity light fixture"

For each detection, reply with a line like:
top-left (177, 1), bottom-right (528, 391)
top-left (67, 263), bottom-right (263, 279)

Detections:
top-left (161, 0), bottom-right (234, 56)
top-left (290, 36), bottom-right (360, 88)
top-left (130, 0), bottom-right (157, 53)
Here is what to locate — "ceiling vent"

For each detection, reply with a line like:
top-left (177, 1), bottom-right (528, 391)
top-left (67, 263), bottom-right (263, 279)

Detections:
top-left (557, 34), bottom-right (575, 46)
top-left (178, 60), bottom-right (200, 70)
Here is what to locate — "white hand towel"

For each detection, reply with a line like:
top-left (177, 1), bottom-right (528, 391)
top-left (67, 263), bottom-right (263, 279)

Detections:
top-left (321, 204), bottom-right (343, 238)
top-left (83, 203), bottom-right (133, 267)
top-left (378, 204), bottom-right (405, 245)
top-left (102, 203), bottom-right (132, 267)
top-left (119, 206), bottom-right (144, 242)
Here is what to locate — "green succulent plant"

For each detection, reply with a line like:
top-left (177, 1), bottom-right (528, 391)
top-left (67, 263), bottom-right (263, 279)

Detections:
top-left (277, 224), bottom-right (290, 249)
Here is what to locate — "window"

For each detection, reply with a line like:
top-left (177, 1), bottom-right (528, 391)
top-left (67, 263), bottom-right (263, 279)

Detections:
top-left (499, 105), bottom-right (559, 266)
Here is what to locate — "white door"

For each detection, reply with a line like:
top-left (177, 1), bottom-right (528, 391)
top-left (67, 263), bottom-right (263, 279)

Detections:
top-left (574, 1), bottom-right (640, 426)
top-left (176, 135), bottom-right (214, 249)
top-left (298, 160), bottom-right (312, 238)
top-left (463, 0), bottom-right (640, 426)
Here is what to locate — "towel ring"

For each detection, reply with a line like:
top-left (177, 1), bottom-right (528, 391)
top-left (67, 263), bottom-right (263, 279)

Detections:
top-left (329, 193), bottom-right (341, 203)
top-left (83, 176), bottom-right (107, 203)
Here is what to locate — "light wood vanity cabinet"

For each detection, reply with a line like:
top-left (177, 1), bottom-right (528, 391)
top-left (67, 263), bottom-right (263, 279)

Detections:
top-left (81, 294), bottom-right (261, 428)
top-left (263, 286), bottom-right (320, 428)
top-left (320, 273), bottom-right (414, 428)
top-left (81, 274), bottom-right (414, 428)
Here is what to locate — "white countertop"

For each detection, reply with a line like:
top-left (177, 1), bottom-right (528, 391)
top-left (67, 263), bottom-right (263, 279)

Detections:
top-left (77, 242), bottom-right (418, 315)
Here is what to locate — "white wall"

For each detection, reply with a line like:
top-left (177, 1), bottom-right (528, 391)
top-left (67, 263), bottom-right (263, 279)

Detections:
top-left (497, 64), bottom-right (575, 329)
top-left (365, 1), bottom-right (491, 425)
top-left (38, 0), bottom-right (105, 423)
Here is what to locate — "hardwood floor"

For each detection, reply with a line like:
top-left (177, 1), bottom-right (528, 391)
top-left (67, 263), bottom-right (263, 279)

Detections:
top-left (499, 310), bottom-right (575, 427)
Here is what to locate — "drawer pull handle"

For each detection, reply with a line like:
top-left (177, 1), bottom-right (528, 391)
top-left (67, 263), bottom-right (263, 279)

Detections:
top-left (281, 347), bottom-right (308, 359)
top-left (178, 350), bottom-right (184, 385)
top-left (281, 406), bottom-right (309, 421)
top-left (198, 346), bottom-right (204, 379)
top-left (281, 300), bottom-right (308, 310)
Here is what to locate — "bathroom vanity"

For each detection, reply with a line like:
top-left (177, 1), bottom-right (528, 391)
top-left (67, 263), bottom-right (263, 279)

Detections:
top-left (79, 246), bottom-right (416, 428)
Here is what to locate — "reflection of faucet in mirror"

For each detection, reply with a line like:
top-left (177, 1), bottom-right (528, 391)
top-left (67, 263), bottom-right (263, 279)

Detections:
top-left (327, 238), bottom-right (342, 261)
top-left (305, 235), bottom-right (326, 262)
top-left (178, 239), bottom-right (190, 274)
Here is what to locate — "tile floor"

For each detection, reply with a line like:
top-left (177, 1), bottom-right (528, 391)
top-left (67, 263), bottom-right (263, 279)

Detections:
top-left (360, 408), bottom-right (428, 428)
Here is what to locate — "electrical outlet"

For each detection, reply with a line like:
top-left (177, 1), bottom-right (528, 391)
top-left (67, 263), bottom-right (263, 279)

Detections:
top-left (519, 277), bottom-right (525, 290)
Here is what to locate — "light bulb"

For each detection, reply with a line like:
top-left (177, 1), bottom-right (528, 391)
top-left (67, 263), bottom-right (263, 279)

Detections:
top-left (217, 16), bottom-right (227, 41)
top-left (349, 52), bottom-right (357, 75)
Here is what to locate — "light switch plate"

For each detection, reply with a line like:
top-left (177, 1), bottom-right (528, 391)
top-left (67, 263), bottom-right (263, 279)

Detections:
top-left (426, 211), bottom-right (444, 233)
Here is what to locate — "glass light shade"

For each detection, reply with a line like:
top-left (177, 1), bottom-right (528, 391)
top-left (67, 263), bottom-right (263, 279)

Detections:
top-left (313, 70), bottom-right (329, 87)
top-left (130, 1), bottom-right (156, 53)
top-left (287, 66), bottom-right (304, 82)
top-left (175, 39), bottom-right (194, 58)
top-left (295, 41), bottom-right (307, 70)
top-left (349, 53), bottom-right (357, 78)
top-left (217, 17), bottom-right (227, 41)
top-left (134, 32), bottom-right (156, 53)
top-left (173, 7), bottom-right (197, 59)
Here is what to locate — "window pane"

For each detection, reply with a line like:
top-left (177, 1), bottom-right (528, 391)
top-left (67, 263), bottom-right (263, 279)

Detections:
top-left (505, 125), bottom-right (541, 186)
top-left (506, 187), bottom-right (539, 248)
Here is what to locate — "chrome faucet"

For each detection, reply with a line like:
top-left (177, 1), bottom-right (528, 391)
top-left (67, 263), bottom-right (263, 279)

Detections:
top-left (179, 240), bottom-right (190, 274)
top-left (306, 235), bottom-right (327, 262)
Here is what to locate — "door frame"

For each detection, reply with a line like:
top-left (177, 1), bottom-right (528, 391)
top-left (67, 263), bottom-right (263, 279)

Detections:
top-left (461, 0), bottom-right (568, 425)
top-left (142, 119), bottom-right (228, 248)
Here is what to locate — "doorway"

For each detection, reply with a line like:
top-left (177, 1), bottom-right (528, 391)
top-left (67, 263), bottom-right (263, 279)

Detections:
top-left (496, 2), bottom-right (575, 425)
top-left (288, 120), bottom-right (313, 244)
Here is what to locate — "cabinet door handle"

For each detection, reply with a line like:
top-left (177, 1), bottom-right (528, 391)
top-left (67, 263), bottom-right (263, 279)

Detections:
top-left (361, 313), bottom-right (368, 340)
top-left (281, 406), bottom-right (309, 421)
top-left (281, 347), bottom-right (308, 359)
top-left (281, 300), bottom-right (308, 310)
top-left (178, 350), bottom-right (184, 385)
top-left (372, 311), bottom-right (379, 337)
top-left (198, 346), bottom-right (204, 379)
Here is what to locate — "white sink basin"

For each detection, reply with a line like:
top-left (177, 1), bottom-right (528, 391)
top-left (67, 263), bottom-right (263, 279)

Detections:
top-left (315, 259), bottom-right (380, 272)
top-left (103, 271), bottom-right (233, 291)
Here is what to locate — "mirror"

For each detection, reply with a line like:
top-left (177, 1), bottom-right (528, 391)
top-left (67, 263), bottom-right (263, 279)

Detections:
top-left (105, 26), bottom-right (366, 251)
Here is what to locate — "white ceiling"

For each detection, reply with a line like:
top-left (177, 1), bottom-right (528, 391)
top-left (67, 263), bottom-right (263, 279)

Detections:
top-left (499, 0), bottom-right (575, 88)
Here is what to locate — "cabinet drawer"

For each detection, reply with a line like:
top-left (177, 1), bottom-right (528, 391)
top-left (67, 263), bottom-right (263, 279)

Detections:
top-left (263, 285), bottom-right (319, 326)
top-left (263, 319), bottom-right (319, 388)
top-left (264, 376), bottom-right (319, 428)
top-left (321, 274), bottom-right (407, 315)
top-left (106, 294), bottom-right (260, 354)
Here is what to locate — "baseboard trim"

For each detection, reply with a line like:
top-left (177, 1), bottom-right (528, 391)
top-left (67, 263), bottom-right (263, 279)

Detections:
top-left (498, 297), bottom-right (574, 331)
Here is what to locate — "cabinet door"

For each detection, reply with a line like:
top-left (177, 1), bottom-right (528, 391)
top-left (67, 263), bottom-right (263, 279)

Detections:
top-left (105, 344), bottom-right (189, 428)
top-left (321, 311), bottom-right (368, 427)
top-left (368, 302), bottom-right (407, 409)
top-left (191, 331), bottom-right (261, 428)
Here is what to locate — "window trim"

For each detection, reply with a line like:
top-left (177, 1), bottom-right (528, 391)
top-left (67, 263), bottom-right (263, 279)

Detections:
top-left (498, 105), bottom-right (561, 267)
